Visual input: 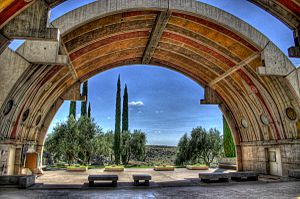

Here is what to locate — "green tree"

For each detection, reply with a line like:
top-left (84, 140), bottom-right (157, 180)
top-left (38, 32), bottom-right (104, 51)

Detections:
top-left (223, 116), bottom-right (236, 157)
top-left (88, 102), bottom-right (91, 118)
top-left (122, 84), bottom-right (128, 132)
top-left (61, 115), bottom-right (79, 165)
top-left (44, 124), bottom-right (65, 163)
top-left (114, 75), bottom-right (121, 164)
top-left (81, 81), bottom-right (88, 116)
top-left (69, 101), bottom-right (76, 118)
top-left (77, 116), bottom-right (102, 165)
top-left (104, 130), bottom-right (115, 163)
top-left (202, 128), bottom-right (223, 166)
top-left (121, 130), bottom-right (131, 165)
top-left (130, 130), bottom-right (146, 161)
top-left (175, 127), bottom-right (223, 167)
top-left (175, 133), bottom-right (190, 166)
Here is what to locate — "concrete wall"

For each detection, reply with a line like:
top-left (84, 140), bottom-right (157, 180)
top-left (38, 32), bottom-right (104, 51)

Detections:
top-left (241, 141), bottom-right (300, 176)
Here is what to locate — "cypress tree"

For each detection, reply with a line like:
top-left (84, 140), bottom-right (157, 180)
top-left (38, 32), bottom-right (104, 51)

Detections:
top-left (88, 102), bottom-right (91, 118)
top-left (223, 116), bottom-right (236, 157)
top-left (122, 84), bottom-right (128, 132)
top-left (69, 101), bottom-right (76, 118)
top-left (114, 75), bottom-right (121, 164)
top-left (81, 81), bottom-right (88, 116)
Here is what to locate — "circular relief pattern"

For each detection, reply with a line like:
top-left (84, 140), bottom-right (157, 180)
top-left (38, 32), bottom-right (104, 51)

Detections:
top-left (3, 100), bottom-right (13, 116)
top-left (260, 114), bottom-right (269, 125)
top-left (241, 119), bottom-right (248, 128)
top-left (22, 109), bottom-right (30, 122)
top-left (36, 115), bottom-right (42, 126)
top-left (286, 107), bottom-right (297, 121)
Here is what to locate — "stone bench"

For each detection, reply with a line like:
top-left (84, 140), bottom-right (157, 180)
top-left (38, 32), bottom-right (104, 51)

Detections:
top-left (288, 169), bottom-right (300, 179)
top-left (132, 174), bottom-right (151, 186)
top-left (19, 175), bottom-right (36, 188)
top-left (229, 171), bottom-right (258, 181)
top-left (198, 172), bottom-right (231, 183)
top-left (0, 175), bottom-right (35, 188)
top-left (88, 175), bottom-right (118, 187)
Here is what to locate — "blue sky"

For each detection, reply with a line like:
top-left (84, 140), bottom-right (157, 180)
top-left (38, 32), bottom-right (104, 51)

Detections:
top-left (9, 0), bottom-right (300, 146)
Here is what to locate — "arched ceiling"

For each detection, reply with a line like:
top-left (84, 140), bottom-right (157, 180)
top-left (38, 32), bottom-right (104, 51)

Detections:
top-left (0, 0), bottom-right (299, 29)
top-left (0, 0), bottom-right (299, 150)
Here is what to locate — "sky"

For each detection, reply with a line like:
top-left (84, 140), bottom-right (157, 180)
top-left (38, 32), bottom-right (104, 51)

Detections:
top-left (9, 0), bottom-right (300, 146)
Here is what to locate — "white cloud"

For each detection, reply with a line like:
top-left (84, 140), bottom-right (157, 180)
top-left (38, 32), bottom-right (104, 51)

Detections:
top-left (129, 101), bottom-right (144, 107)
top-left (107, 116), bottom-right (111, 120)
top-left (155, 110), bottom-right (163, 114)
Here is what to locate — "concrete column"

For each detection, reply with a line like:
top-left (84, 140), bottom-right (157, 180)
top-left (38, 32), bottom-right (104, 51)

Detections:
top-left (35, 145), bottom-right (45, 174)
top-left (219, 104), bottom-right (243, 171)
top-left (235, 145), bottom-right (243, 171)
top-left (13, 147), bottom-right (23, 175)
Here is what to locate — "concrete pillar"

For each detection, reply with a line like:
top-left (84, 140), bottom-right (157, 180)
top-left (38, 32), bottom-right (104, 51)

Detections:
top-left (13, 147), bottom-right (23, 175)
top-left (36, 145), bottom-right (44, 174)
top-left (0, 144), bottom-right (16, 175)
top-left (235, 145), bottom-right (243, 171)
top-left (6, 145), bottom-right (16, 175)
top-left (219, 104), bottom-right (243, 171)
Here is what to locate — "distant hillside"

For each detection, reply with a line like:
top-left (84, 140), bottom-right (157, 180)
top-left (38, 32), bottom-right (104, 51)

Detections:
top-left (144, 145), bottom-right (177, 166)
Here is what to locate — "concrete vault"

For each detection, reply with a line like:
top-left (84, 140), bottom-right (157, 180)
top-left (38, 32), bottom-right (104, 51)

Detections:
top-left (0, 0), bottom-right (300, 176)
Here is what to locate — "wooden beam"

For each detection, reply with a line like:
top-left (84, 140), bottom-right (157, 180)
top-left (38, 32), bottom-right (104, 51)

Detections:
top-left (142, 10), bottom-right (171, 64)
top-left (209, 52), bottom-right (261, 88)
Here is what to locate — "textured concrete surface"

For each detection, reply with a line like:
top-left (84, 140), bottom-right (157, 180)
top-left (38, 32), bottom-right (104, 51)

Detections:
top-left (0, 181), bottom-right (299, 198)
top-left (36, 168), bottom-right (230, 185)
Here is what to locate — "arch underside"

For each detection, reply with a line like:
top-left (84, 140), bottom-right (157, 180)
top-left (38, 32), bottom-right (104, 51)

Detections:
top-left (0, 1), bottom-right (300, 176)
top-left (2, 10), bottom-right (297, 142)
top-left (0, 0), bottom-right (299, 29)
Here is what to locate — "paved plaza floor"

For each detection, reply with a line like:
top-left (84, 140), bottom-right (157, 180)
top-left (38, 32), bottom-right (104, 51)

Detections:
top-left (0, 168), bottom-right (299, 198)
top-left (36, 168), bottom-right (233, 186)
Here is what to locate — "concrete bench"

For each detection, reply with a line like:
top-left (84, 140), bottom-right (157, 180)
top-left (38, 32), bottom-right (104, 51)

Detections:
top-left (0, 175), bottom-right (35, 188)
top-left (132, 174), bottom-right (151, 186)
top-left (88, 175), bottom-right (118, 187)
top-left (229, 171), bottom-right (258, 181)
top-left (19, 175), bottom-right (36, 188)
top-left (288, 169), bottom-right (300, 179)
top-left (198, 173), bottom-right (231, 183)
